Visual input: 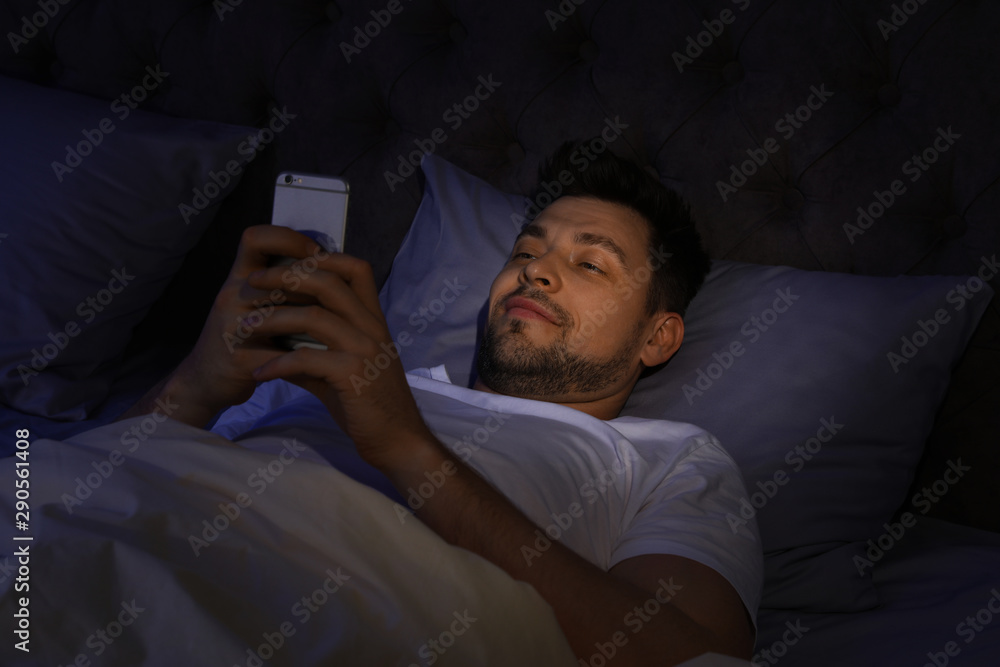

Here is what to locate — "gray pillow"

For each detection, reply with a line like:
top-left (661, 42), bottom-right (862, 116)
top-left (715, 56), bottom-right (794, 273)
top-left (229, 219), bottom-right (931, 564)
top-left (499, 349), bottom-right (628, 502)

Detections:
top-left (0, 76), bottom-right (254, 419)
top-left (379, 154), bottom-right (992, 612)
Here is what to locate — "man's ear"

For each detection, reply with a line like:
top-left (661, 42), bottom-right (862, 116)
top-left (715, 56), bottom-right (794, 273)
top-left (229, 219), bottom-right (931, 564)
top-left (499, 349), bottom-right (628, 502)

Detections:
top-left (639, 312), bottom-right (684, 367)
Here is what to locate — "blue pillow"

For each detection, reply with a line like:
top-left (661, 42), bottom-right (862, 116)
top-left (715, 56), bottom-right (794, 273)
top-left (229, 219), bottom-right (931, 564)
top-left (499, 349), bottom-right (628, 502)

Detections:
top-left (0, 76), bottom-right (254, 419)
top-left (379, 154), bottom-right (993, 612)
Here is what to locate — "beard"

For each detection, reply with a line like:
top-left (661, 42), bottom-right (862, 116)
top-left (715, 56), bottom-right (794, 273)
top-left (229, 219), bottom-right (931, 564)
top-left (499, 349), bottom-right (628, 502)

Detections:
top-left (475, 287), bottom-right (644, 399)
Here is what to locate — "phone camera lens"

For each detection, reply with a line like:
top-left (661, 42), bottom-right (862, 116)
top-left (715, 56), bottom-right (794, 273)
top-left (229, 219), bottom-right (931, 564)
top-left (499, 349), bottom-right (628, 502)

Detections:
top-left (284, 174), bottom-right (293, 184)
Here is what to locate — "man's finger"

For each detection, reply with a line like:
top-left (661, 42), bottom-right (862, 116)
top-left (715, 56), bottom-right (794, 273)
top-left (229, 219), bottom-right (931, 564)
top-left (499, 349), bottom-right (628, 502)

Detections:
top-left (230, 225), bottom-right (329, 278)
top-left (248, 254), bottom-right (384, 334)
top-left (240, 304), bottom-right (374, 358)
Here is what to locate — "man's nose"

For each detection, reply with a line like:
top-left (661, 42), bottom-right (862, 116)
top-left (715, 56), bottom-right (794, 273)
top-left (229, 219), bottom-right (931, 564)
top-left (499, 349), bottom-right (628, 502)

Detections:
top-left (521, 254), bottom-right (560, 289)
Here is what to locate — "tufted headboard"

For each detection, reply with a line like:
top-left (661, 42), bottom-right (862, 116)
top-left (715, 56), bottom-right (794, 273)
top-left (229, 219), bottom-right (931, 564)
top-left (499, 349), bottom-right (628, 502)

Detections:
top-left (2, 0), bottom-right (998, 529)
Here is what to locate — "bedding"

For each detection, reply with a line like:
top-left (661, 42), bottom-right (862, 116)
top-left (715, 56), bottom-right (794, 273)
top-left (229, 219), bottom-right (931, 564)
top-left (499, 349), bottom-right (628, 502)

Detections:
top-left (0, 414), bottom-right (577, 666)
top-left (753, 517), bottom-right (1000, 666)
top-left (0, 75), bottom-right (256, 422)
top-left (0, 362), bottom-right (761, 663)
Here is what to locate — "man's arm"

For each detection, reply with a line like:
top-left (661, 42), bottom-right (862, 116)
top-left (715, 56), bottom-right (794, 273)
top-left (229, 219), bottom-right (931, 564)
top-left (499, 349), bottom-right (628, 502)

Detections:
top-left (238, 231), bottom-right (755, 665)
top-left (115, 365), bottom-right (228, 427)
top-left (370, 430), bottom-right (754, 664)
top-left (116, 225), bottom-right (334, 427)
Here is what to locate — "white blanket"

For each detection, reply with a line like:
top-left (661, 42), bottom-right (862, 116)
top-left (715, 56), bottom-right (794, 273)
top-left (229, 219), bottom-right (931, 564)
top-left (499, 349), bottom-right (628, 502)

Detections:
top-left (0, 418), bottom-right (575, 666)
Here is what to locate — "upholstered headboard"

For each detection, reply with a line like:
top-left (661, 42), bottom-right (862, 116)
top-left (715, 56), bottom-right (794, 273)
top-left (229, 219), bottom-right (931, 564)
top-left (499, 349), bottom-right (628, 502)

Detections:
top-left (2, 0), bottom-right (998, 529)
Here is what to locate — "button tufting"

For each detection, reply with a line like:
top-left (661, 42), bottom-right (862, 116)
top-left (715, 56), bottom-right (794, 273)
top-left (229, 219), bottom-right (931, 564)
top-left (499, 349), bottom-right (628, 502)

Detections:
top-left (449, 21), bottom-right (467, 43)
top-left (506, 142), bottom-right (525, 163)
top-left (942, 213), bottom-right (966, 239)
top-left (878, 83), bottom-right (901, 107)
top-left (325, 2), bottom-right (342, 22)
top-left (782, 187), bottom-right (804, 211)
top-left (578, 40), bottom-right (599, 62)
top-left (723, 61), bottom-right (744, 84)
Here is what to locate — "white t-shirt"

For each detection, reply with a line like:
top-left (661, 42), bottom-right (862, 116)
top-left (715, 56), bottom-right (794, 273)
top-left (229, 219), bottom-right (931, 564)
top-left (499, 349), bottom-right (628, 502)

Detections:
top-left (211, 367), bottom-right (763, 623)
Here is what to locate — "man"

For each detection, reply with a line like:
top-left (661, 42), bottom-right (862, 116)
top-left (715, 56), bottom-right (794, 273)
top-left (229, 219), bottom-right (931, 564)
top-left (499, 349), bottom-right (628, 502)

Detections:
top-left (120, 142), bottom-right (761, 665)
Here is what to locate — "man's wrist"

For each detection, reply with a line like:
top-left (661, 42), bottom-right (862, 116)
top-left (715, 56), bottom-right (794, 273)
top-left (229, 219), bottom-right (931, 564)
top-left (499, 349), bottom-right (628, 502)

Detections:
top-left (117, 366), bottom-right (231, 429)
top-left (372, 428), bottom-right (453, 487)
top-left (159, 370), bottom-right (230, 427)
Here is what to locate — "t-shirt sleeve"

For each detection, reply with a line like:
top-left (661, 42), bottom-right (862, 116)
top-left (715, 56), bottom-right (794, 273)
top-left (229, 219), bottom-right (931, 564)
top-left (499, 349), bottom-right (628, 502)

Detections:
top-left (609, 435), bottom-right (763, 623)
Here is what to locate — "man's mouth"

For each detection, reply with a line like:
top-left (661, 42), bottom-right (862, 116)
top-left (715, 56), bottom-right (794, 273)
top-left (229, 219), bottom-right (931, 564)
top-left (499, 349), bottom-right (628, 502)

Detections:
top-left (504, 295), bottom-right (559, 324)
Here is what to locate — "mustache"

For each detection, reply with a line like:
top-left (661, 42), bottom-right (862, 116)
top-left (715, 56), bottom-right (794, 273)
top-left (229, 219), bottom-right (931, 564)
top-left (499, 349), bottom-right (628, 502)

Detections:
top-left (495, 285), bottom-right (571, 326)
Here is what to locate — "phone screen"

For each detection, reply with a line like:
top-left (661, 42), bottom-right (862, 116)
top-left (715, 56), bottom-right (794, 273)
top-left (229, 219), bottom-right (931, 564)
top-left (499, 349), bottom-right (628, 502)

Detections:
top-left (269, 173), bottom-right (350, 351)
top-left (271, 174), bottom-right (349, 253)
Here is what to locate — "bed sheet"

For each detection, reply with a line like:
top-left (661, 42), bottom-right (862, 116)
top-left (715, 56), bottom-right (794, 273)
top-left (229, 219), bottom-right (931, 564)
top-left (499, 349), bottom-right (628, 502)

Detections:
top-left (754, 516), bottom-right (1000, 666)
top-left (0, 344), bottom-right (184, 456)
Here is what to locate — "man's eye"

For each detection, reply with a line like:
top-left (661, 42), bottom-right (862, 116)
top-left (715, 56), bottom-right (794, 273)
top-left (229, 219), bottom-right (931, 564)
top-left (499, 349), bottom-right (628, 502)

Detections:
top-left (513, 252), bottom-right (535, 260)
top-left (580, 262), bottom-right (603, 274)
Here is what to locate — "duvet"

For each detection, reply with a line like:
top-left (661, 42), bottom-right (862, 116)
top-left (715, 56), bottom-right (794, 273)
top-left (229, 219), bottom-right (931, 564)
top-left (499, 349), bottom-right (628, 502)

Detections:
top-left (0, 416), bottom-right (575, 666)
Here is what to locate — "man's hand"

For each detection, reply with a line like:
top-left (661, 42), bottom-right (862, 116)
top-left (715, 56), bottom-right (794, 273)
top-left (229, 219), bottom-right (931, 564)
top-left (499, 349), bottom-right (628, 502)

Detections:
top-left (118, 224), bottom-right (373, 429)
top-left (244, 226), bottom-right (436, 469)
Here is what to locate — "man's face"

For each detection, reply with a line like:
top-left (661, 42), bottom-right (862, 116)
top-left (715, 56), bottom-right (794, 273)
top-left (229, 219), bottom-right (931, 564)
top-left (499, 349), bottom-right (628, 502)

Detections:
top-left (476, 195), bottom-right (658, 403)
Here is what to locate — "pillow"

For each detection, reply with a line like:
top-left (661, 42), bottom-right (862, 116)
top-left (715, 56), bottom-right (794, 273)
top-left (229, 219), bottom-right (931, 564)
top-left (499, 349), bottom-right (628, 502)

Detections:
top-left (0, 76), bottom-right (255, 420)
top-left (379, 154), bottom-right (993, 612)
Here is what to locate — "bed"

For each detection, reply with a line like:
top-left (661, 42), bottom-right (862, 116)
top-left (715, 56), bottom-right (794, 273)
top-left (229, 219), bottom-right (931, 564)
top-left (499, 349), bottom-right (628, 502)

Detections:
top-left (1, 1), bottom-right (999, 665)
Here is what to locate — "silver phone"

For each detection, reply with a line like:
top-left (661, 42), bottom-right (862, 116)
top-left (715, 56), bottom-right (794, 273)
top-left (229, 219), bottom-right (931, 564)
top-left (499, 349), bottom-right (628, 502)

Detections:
top-left (269, 172), bottom-right (350, 350)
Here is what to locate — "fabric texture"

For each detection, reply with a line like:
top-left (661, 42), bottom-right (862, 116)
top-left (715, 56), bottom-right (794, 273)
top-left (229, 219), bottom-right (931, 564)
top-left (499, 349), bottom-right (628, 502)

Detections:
top-left (0, 75), bottom-right (254, 420)
top-left (212, 368), bottom-right (764, 624)
top-left (0, 415), bottom-right (577, 666)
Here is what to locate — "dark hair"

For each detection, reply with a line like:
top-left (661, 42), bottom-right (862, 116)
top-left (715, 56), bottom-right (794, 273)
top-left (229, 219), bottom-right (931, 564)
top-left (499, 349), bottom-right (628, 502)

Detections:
top-left (527, 140), bottom-right (710, 317)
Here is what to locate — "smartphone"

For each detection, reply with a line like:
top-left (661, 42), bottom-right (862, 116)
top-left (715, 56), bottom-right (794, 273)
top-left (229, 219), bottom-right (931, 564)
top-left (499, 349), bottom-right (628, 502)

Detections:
top-left (271, 172), bottom-right (349, 252)
top-left (269, 172), bottom-right (350, 350)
